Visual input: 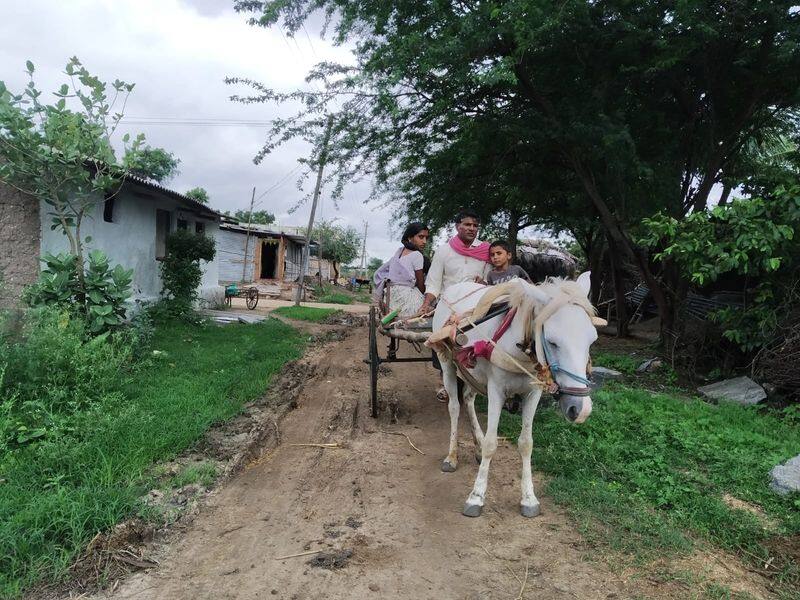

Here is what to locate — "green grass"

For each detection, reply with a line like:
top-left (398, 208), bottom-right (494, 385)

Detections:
top-left (592, 350), bottom-right (642, 375)
top-left (483, 384), bottom-right (800, 579)
top-left (171, 462), bottom-right (217, 488)
top-left (272, 306), bottom-right (340, 322)
top-left (316, 291), bottom-right (353, 305)
top-left (312, 283), bottom-right (371, 305)
top-left (0, 318), bottom-right (304, 599)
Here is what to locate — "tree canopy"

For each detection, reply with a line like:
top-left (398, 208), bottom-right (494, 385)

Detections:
top-left (224, 208), bottom-right (276, 225)
top-left (185, 186), bottom-right (210, 204)
top-left (231, 0), bottom-right (800, 336)
top-left (313, 220), bottom-right (361, 278)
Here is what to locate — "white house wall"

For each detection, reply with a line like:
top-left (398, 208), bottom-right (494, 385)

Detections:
top-left (39, 189), bottom-right (221, 306)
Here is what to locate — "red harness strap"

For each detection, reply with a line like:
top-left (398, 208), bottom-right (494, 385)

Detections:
top-left (455, 308), bottom-right (518, 370)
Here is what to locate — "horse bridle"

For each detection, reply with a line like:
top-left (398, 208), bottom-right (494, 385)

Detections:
top-left (527, 296), bottom-right (594, 398)
top-left (538, 333), bottom-right (593, 398)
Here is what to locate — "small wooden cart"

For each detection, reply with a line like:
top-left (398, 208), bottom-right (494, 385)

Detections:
top-left (224, 284), bottom-right (260, 310)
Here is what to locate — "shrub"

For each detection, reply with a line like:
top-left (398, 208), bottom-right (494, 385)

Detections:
top-left (159, 230), bottom-right (216, 319)
top-left (0, 307), bottom-right (135, 453)
top-left (24, 251), bottom-right (133, 334)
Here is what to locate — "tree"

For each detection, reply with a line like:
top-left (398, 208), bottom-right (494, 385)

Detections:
top-left (0, 57), bottom-right (167, 304)
top-left (185, 186), bottom-right (210, 204)
top-left (224, 208), bottom-right (275, 225)
top-left (313, 220), bottom-right (361, 281)
top-left (367, 256), bottom-right (383, 276)
top-left (231, 1), bottom-right (800, 342)
top-left (126, 146), bottom-right (180, 183)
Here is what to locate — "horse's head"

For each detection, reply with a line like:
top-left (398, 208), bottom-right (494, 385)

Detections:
top-left (525, 272), bottom-right (603, 424)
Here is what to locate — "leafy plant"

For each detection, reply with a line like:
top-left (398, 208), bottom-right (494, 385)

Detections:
top-left (313, 220), bottom-right (361, 281)
top-left (25, 251), bottom-right (132, 334)
top-left (158, 230), bottom-right (216, 319)
top-left (0, 306), bottom-right (135, 452)
top-left (184, 186), bottom-right (210, 204)
top-left (642, 187), bottom-right (800, 352)
top-left (224, 208), bottom-right (275, 224)
top-left (0, 57), bottom-right (173, 301)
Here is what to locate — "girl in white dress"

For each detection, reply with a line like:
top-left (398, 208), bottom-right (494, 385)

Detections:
top-left (373, 222), bottom-right (430, 317)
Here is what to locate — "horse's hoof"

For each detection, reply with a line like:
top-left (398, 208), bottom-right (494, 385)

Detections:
top-left (520, 503), bottom-right (541, 518)
top-left (463, 503), bottom-right (483, 517)
top-left (440, 460), bottom-right (457, 473)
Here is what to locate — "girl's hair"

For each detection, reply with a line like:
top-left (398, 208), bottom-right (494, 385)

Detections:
top-left (402, 221), bottom-right (429, 250)
top-left (402, 221), bottom-right (431, 273)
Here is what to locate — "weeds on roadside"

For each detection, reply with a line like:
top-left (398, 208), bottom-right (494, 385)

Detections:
top-left (0, 317), bottom-right (305, 598)
top-left (273, 306), bottom-right (341, 322)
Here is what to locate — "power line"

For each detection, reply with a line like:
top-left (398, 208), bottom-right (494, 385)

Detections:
top-left (120, 116), bottom-right (277, 127)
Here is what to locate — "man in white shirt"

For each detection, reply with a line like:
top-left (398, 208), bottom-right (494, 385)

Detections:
top-left (419, 209), bottom-right (491, 315)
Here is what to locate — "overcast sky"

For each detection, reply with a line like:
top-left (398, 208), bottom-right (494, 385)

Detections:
top-left (1, 0), bottom-right (414, 263)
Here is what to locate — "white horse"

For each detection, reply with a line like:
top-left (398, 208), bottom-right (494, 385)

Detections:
top-left (429, 272), bottom-right (601, 518)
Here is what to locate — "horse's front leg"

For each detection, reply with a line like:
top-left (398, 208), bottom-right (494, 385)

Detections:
top-left (463, 386), bottom-right (484, 463)
top-left (439, 356), bottom-right (461, 472)
top-left (463, 379), bottom-right (503, 517)
top-left (519, 387), bottom-right (543, 517)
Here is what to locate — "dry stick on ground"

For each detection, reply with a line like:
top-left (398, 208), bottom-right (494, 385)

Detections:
top-left (379, 430), bottom-right (425, 455)
top-left (515, 560), bottom-right (530, 600)
top-left (274, 549), bottom-right (324, 560)
top-left (288, 443), bottom-right (343, 449)
top-left (480, 544), bottom-right (523, 586)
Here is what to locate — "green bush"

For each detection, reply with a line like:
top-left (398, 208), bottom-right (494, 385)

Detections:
top-left (24, 251), bottom-right (133, 334)
top-left (158, 230), bottom-right (216, 319)
top-left (0, 307), bottom-right (135, 453)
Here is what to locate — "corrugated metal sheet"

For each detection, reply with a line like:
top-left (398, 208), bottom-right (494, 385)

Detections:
top-left (218, 228), bottom-right (310, 283)
top-left (218, 228), bottom-right (255, 283)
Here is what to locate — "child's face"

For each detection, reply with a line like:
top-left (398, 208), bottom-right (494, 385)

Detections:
top-left (409, 230), bottom-right (429, 250)
top-left (490, 246), bottom-right (512, 268)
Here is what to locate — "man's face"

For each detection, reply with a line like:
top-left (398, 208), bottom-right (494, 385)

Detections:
top-left (456, 216), bottom-right (479, 244)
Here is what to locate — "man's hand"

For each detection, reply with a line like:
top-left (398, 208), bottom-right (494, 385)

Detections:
top-left (418, 293), bottom-right (437, 316)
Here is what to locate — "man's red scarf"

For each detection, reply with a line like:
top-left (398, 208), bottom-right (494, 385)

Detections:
top-left (449, 236), bottom-right (490, 262)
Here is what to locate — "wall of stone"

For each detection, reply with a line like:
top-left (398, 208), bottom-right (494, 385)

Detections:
top-left (0, 182), bottom-right (40, 307)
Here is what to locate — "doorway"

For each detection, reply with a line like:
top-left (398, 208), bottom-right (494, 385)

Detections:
top-left (260, 242), bottom-right (277, 279)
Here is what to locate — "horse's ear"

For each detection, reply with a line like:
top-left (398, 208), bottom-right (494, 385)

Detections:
top-left (576, 272), bottom-right (592, 297)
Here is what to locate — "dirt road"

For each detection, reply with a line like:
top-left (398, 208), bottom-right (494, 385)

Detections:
top-left (93, 324), bottom-right (661, 600)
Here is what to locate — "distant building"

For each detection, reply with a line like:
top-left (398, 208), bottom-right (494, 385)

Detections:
top-left (0, 176), bottom-right (223, 308)
top-left (217, 222), bottom-right (338, 284)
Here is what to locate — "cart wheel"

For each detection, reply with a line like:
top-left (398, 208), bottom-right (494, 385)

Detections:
top-left (246, 287), bottom-right (259, 310)
top-left (369, 305), bottom-right (380, 418)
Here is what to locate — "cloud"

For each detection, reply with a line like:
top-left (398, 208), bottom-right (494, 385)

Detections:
top-left (1, 0), bottom-right (400, 262)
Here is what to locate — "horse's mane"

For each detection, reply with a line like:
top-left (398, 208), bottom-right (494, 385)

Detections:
top-left (473, 277), bottom-right (596, 319)
top-left (472, 278), bottom-right (596, 365)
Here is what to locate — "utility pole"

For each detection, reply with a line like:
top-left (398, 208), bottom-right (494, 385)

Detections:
top-left (358, 220), bottom-right (368, 278)
top-left (295, 115), bottom-right (334, 306)
top-left (241, 186), bottom-right (256, 283)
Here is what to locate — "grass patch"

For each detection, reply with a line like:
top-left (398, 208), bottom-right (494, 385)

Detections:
top-left (171, 462), bottom-right (217, 488)
top-left (316, 291), bottom-right (353, 305)
top-left (592, 349), bottom-right (642, 375)
top-left (0, 318), bottom-right (304, 598)
top-left (272, 306), bottom-right (340, 322)
top-left (482, 385), bottom-right (800, 573)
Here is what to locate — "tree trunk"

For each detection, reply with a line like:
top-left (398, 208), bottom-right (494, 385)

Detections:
top-left (606, 235), bottom-right (629, 337)
top-left (587, 233), bottom-right (605, 307)
top-left (718, 182), bottom-right (732, 206)
top-left (507, 209), bottom-right (520, 259)
top-left (569, 157), bottom-right (674, 335)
